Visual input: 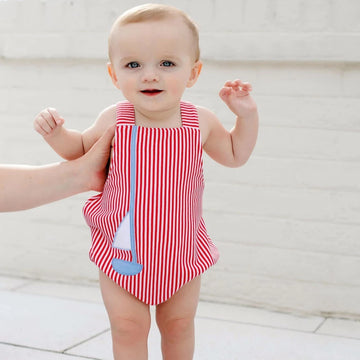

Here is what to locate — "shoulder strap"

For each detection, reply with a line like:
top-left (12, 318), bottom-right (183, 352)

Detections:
top-left (180, 101), bottom-right (199, 129)
top-left (116, 101), bottom-right (135, 125)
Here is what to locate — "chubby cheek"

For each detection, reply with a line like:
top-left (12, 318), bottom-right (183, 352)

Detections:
top-left (166, 76), bottom-right (188, 97)
top-left (119, 76), bottom-right (138, 94)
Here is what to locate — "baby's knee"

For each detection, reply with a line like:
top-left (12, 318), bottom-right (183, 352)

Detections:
top-left (110, 316), bottom-right (150, 345)
top-left (157, 316), bottom-right (195, 342)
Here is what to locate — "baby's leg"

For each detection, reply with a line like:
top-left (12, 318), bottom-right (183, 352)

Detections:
top-left (99, 271), bottom-right (151, 360)
top-left (156, 275), bottom-right (201, 360)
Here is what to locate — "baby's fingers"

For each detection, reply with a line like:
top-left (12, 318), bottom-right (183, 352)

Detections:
top-left (34, 108), bottom-right (64, 136)
top-left (47, 108), bottom-right (65, 126)
top-left (238, 81), bottom-right (252, 92)
top-left (33, 119), bottom-right (48, 136)
top-left (224, 79), bottom-right (253, 92)
top-left (219, 86), bottom-right (232, 100)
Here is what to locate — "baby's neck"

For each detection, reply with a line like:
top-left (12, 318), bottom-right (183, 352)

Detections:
top-left (134, 107), bottom-right (182, 128)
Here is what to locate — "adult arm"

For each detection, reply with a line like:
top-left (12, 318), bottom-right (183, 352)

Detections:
top-left (0, 125), bottom-right (114, 212)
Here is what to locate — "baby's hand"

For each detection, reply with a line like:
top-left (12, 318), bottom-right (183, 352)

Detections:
top-left (219, 79), bottom-right (257, 119)
top-left (34, 108), bottom-right (65, 137)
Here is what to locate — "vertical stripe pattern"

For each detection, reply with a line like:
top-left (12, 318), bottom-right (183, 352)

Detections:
top-left (83, 101), bottom-right (219, 305)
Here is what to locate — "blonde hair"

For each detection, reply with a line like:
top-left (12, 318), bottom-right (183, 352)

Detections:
top-left (108, 3), bottom-right (200, 62)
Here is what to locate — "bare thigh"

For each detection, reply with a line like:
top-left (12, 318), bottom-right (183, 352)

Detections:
top-left (99, 271), bottom-right (151, 332)
top-left (156, 275), bottom-right (201, 327)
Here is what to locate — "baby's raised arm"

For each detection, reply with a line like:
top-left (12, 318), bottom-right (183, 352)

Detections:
top-left (199, 79), bottom-right (259, 168)
top-left (34, 108), bottom-right (84, 160)
top-left (34, 105), bottom-right (117, 161)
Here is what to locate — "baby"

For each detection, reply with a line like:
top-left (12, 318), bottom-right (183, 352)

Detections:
top-left (34, 4), bottom-right (258, 360)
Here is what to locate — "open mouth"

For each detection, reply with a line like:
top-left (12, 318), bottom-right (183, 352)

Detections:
top-left (141, 89), bottom-right (163, 96)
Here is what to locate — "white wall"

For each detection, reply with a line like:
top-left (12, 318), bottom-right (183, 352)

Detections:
top-left (1, 0), bottom-right (359, 318)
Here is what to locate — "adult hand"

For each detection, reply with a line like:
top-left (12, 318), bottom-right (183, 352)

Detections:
top-left (77, 125), bottom-right (115, 192)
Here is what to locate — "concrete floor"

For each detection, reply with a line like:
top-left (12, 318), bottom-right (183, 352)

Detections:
top-left (1, 275), bottom-right (360, 359)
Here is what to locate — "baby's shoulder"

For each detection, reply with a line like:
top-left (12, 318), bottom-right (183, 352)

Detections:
top-left (196, 105), bottom-right (217, 121)
top-left (82, 104), bottom-right (118, 151)
top-left (195, 105), bottom-right (219, 143)
top-left (96, 104), bottom-right (117, 126)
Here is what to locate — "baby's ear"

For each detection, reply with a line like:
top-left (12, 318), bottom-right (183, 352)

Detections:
top-left (107, 63), bottom-right (119, 88)
top-left (187, 61), bottom-right (202, 88)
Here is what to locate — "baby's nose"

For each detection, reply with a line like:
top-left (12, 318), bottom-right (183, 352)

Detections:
top-left (141, 67), bottom-right (159, 82)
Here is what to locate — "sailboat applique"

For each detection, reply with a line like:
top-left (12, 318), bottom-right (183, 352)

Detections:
top-left (112, 126), bottom-right (143, 276)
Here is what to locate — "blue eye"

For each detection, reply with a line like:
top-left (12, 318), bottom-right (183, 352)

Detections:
top-left (161, 61), bottom-right (175, 67)
top-left (127, 62), bottom-right (140, 69)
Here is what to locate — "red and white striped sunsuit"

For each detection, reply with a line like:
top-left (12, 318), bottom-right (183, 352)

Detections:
top-left (83, 100), bottom-right (219, 305)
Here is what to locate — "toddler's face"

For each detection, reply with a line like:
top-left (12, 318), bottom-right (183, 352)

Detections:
top-left (108, 17), bottom-right (201, 115)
